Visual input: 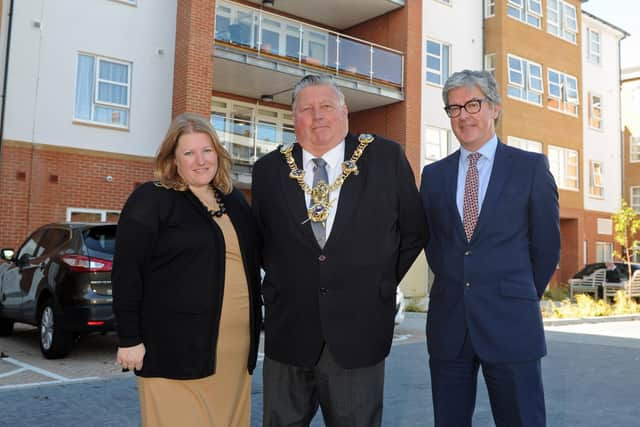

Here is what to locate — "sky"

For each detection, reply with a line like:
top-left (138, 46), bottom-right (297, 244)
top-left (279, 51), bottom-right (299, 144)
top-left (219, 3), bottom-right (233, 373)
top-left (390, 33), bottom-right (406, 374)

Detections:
top-left (581, 0), bottom-right (639, 69)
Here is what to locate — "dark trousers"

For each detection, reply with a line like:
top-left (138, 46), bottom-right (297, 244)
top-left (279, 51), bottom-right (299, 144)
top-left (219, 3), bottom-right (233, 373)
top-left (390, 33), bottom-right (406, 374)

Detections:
top-left (263, 345), bottom-right (385, 427)
top-left (429, 331), bottom-right (546, 427)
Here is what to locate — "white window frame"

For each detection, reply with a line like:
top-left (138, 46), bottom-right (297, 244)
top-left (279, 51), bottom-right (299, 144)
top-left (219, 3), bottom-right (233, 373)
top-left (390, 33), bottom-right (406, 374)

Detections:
top-left (595, 242), bottom-right (613, 262)
top-left (74, 53), bottom-right (132, 129)
top-left (66, 207), bottom-right (121, 222)
top-left (547, 0), bottom-right (578, 43)
top-left (547, 68), bottom-right (579, 116)
top-left (426, 39), bottom-right (450, 87)
top-left (589, 93), bottom-right (603, 130)
top-left (507, 0), bottom-right (542, 29)
top-left (484, 53), bottom-right (496, 76)
top-left (630, 136), bottom-right (640, 162)
top-left (507, 54), bottom-right (543, 105)
top-left (508, 136), bottom-right (542, 153)
top-left (587, 28), bottom-right (601, 65)
top-left (548, 145), bottom-right (579, 190)
top-left (631, 187), bottom-right (640, 212)
top-left (589, 160), bottom-right (604, 198)
top-left (423, 126), bottom-right (457, 166)
top-left (485, 0), bottom-right (495, 18)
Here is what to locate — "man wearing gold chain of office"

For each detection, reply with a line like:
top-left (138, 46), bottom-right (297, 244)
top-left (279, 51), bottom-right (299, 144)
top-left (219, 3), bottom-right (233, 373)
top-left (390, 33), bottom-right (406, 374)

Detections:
top-left (252, 74), bottom-right (427, 427)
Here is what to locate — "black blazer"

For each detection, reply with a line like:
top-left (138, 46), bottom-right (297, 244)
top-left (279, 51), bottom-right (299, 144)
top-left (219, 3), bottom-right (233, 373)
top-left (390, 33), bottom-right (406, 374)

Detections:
top-left (252, 134), bottom-right (427, 369)
top-left (112, 182), bottom-right (262, 379)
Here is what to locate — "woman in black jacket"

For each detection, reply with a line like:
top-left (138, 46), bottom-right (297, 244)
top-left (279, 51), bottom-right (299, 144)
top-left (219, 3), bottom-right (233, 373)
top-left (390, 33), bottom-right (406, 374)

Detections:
top-left (113, 113), bottom-right (261, 426)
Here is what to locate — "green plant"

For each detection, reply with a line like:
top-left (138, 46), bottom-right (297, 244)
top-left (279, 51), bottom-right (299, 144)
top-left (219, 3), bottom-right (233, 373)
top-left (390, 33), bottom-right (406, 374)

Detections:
top-left (612, 201), bottom-right (640, 296)
top-left (544, 293), bottom-right (640, 319)
top-left (542, 284), bottom-right (569, 301)
top-left (404, 299), bottom-right (426, 313)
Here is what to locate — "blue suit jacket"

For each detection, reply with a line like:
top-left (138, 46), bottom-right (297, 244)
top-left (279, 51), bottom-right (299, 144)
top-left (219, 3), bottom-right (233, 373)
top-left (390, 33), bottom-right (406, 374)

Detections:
top-left (420, 142), bottom-right (560, 363)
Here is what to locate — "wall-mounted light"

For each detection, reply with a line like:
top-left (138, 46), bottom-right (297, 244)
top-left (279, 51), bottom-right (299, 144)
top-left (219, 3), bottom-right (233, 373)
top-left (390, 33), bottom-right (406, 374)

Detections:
top-left (260, 94), bottom-right (274, 102)
top-left (263, 0), bottom-right (274, 7)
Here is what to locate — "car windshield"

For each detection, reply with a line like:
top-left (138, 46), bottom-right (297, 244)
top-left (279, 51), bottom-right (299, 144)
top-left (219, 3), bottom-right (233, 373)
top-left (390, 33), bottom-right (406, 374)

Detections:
top-left (83, 225), bottom-right (117, 259)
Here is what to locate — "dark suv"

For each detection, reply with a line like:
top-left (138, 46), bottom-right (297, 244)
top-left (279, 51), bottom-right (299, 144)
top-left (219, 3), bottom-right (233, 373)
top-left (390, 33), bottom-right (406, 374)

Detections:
top-left (0, 223), bottom-right (116, 358)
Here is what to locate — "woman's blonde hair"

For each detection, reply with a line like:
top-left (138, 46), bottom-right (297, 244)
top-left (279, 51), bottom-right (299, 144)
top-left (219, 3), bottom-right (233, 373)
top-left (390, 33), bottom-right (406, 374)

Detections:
top-left (154, 112), bottom-right (233, 194)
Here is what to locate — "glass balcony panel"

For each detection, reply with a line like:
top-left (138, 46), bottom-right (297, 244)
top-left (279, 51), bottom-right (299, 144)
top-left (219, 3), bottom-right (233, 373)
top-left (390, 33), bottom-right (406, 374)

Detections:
top-left (372, 48), bottom-right (402, 85)
top-left (300, 27), bottom-right (337, 69)
top-left (338, 37), bottom-right (371, 78)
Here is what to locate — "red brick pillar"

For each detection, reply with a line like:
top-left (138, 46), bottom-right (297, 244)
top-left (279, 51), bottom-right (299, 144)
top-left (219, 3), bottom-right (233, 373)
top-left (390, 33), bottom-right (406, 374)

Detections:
top-left (172, 0), bottom-right (215, 118)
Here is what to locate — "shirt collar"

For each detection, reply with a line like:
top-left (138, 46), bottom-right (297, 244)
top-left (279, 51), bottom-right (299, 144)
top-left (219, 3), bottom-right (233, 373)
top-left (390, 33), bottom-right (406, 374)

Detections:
top-left (459, 134), bottom-right (498, 163)
top-left (302, 140), bottom-right (345, 170)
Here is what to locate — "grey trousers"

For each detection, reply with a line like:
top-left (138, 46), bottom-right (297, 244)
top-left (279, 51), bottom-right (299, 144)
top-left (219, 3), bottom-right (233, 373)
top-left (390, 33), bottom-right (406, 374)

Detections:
top-left (263, 345), bottom-right (385, 427)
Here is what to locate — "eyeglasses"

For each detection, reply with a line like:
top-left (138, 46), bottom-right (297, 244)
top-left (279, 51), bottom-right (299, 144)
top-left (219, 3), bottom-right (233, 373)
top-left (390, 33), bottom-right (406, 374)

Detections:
top-left (444, 98), bottom-right (486, 118)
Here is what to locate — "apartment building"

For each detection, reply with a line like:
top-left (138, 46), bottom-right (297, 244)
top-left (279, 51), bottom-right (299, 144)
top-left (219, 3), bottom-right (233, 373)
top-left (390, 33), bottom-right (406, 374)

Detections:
top-left (0, 0), bottom-right (422, 254)
top-left (580, 11), bottom-right (627, 265)
top-left (622, 66), bottom-right (640, 215)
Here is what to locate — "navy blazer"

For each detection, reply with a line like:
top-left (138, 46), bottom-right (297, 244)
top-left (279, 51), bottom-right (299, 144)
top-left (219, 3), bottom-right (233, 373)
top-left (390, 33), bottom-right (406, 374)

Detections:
top-left (420, 142), bottom-right (560, 363)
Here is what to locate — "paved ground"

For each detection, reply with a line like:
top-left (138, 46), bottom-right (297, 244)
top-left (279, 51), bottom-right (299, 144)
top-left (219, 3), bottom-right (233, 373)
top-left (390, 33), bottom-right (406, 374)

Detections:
top-left (1, 315), bottom-right (639, 426)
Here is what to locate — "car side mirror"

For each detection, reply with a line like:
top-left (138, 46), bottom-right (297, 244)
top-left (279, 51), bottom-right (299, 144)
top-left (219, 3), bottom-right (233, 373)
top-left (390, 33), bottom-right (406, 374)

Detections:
top-left (17, 253), bottom-right (32, 266)
top-left (0, 248), bottom-right (15, 261)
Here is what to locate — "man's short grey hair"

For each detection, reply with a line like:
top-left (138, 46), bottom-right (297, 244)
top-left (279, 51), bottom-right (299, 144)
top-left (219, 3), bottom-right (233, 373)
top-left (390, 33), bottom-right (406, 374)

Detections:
top-left (291, 74), bottom-right (346, 111)
top-left (442, 70), bottom-right (502, 107)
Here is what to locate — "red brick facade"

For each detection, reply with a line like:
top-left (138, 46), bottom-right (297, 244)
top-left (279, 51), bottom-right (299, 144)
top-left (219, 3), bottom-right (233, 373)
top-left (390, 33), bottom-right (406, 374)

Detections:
top-left (0, 141), bottom-right (153, 248)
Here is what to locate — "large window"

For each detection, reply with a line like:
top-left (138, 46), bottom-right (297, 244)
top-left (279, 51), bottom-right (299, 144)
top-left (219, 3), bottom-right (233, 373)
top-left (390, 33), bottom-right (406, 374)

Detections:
top-left (589, 93), bottom-right (602, 130)
top-left (424, 126), bottom-right (458, 166)
top-left (589, 161), bottom-right (604, 198)
top-left (587, 28), bottom-right (601, 65)
top-left (74, 53), bottom-right (131, 128)
top-left (547, 68), bottom-right (579, 115)
top-left (631, 136), bottom-right (640, 162)
top-left (547, 0), bottom-right (578, 43)
top-left (211, 97), bottom-right (293, 164)
top-left (595, 242), bottom-right (613, 262)
top-left (426, 40), bottom-right (450, 86)
top-left (548, 145), bottom-right (578, 190)
top-left (631, 187), bottom-right (640, 212)
top-left (507, 54), bottom-right (543, 105)
top-left (508, 136), bottom-right (542, 153)
top-left (507, 0), bottom-right (542, 28)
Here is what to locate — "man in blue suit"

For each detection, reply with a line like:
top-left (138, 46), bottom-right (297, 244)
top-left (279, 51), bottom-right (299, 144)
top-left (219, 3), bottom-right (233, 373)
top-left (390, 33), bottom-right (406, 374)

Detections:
top-left (420, 70), bottom-right (560, 427)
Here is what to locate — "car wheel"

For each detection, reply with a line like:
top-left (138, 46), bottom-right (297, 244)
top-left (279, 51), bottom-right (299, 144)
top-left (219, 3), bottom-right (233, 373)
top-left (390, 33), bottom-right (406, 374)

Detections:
top-left (38, 298), bottom-right (73, 359)
top-left (0, 317), bottom-right (14, 336)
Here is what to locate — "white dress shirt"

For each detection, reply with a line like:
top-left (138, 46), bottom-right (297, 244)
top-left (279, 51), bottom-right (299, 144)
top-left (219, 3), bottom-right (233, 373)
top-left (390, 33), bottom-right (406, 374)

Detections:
top-left (302, 141), bottom-right (345, 237)
top-left (455, 135), bottom-right (498, 222)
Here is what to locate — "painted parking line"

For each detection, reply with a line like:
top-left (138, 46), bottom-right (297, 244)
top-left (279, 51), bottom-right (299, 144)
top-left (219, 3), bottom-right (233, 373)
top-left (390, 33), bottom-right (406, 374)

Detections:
top-left (0, 357), bottom-right (99, 391)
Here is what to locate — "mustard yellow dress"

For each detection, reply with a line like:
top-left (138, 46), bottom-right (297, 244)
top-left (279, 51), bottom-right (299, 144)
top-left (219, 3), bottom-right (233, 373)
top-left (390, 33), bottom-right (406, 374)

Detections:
top-left (137, 214), bottom-right (251, 427)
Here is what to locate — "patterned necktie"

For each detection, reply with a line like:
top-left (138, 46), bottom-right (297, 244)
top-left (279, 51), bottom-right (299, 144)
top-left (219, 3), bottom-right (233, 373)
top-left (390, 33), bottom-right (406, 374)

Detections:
top-left (311, 158), bottom-right (328, 248)
top-left (463, 152), bottom-right (481, 242)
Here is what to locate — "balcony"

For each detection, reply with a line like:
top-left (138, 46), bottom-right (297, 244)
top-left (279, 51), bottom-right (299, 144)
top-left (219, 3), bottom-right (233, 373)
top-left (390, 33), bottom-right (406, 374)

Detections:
top-left (243, 0), bottom-right (404, 30)
top-left (213, 0), bottom-right (404, 112)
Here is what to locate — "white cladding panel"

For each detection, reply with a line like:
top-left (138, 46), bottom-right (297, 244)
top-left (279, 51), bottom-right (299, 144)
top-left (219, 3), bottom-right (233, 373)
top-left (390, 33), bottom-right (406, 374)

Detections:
top-left (581, 13), bottom-right (625, 213)
top-left (2, 0), bottom-right (177, 157)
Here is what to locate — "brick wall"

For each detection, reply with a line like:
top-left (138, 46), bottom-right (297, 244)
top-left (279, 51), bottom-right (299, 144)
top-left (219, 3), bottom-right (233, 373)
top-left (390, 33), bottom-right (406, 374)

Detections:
top-left (0, 141), bottom-right (153, 248)
top-left (172, 0), bottom-right (215, 118)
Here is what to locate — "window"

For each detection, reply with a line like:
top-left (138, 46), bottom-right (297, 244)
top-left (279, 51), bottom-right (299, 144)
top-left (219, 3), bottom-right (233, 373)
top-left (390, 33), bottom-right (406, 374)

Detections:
top-left (595, 242), bottom-right (613, 262)
top-left (484, 53), bottom-right (496, 77)
top-left (589, 161), bottom-right (604, 198)
top-left (589, 94), bottom-right (602, 129)
top-left (426, 40), bottom-right (450, 86)
top-left (211, 97), bottom-right (293, 164)
top-left (485, 0), bottom-right (495, 18)
top-left (631, 136), bottom-right (640, 162)
top-left (508, 136), bottom-right (542, 153)
top-left (66, 208), bottom-right (120, 222)
top-left (74, 54), bottom-right (131, 128)
top-left (507, 0), bottom-right (542, 28)
top-left (507, 54), bottom-right (542, 105)
top-left (424, 126), bottom-right (458, 166)
top-left (547, 68), bottom-right (579, 115)
top-left (587, 29), bottom-right (601, 64)
top-left (548, 145), bottom-right (578, 190)
top-left (547, 0), bottom-right (578, 43)
top-left (631, 187), bottom-right (640, 212)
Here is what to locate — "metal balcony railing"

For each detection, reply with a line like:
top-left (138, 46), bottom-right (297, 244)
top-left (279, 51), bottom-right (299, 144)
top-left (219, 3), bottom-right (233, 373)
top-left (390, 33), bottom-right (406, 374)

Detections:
top-left (215, 0), bottom-right (404, 88)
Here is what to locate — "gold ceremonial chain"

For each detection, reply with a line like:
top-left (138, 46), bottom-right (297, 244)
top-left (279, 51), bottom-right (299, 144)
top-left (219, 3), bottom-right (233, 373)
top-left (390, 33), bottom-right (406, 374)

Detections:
top-left (280, 134), bottom-right (374, 224)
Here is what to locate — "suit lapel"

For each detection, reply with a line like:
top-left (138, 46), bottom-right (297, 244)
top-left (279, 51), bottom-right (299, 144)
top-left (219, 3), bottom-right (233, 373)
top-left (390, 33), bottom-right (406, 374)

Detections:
top-left (280, 143), bottom-right (318, 248)
top-left (445, 151), bottom-right (467, 243)
top-left (472, 141), bottom-right (512, 243)
top-left (324, 135), bottom-right (364, 250)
